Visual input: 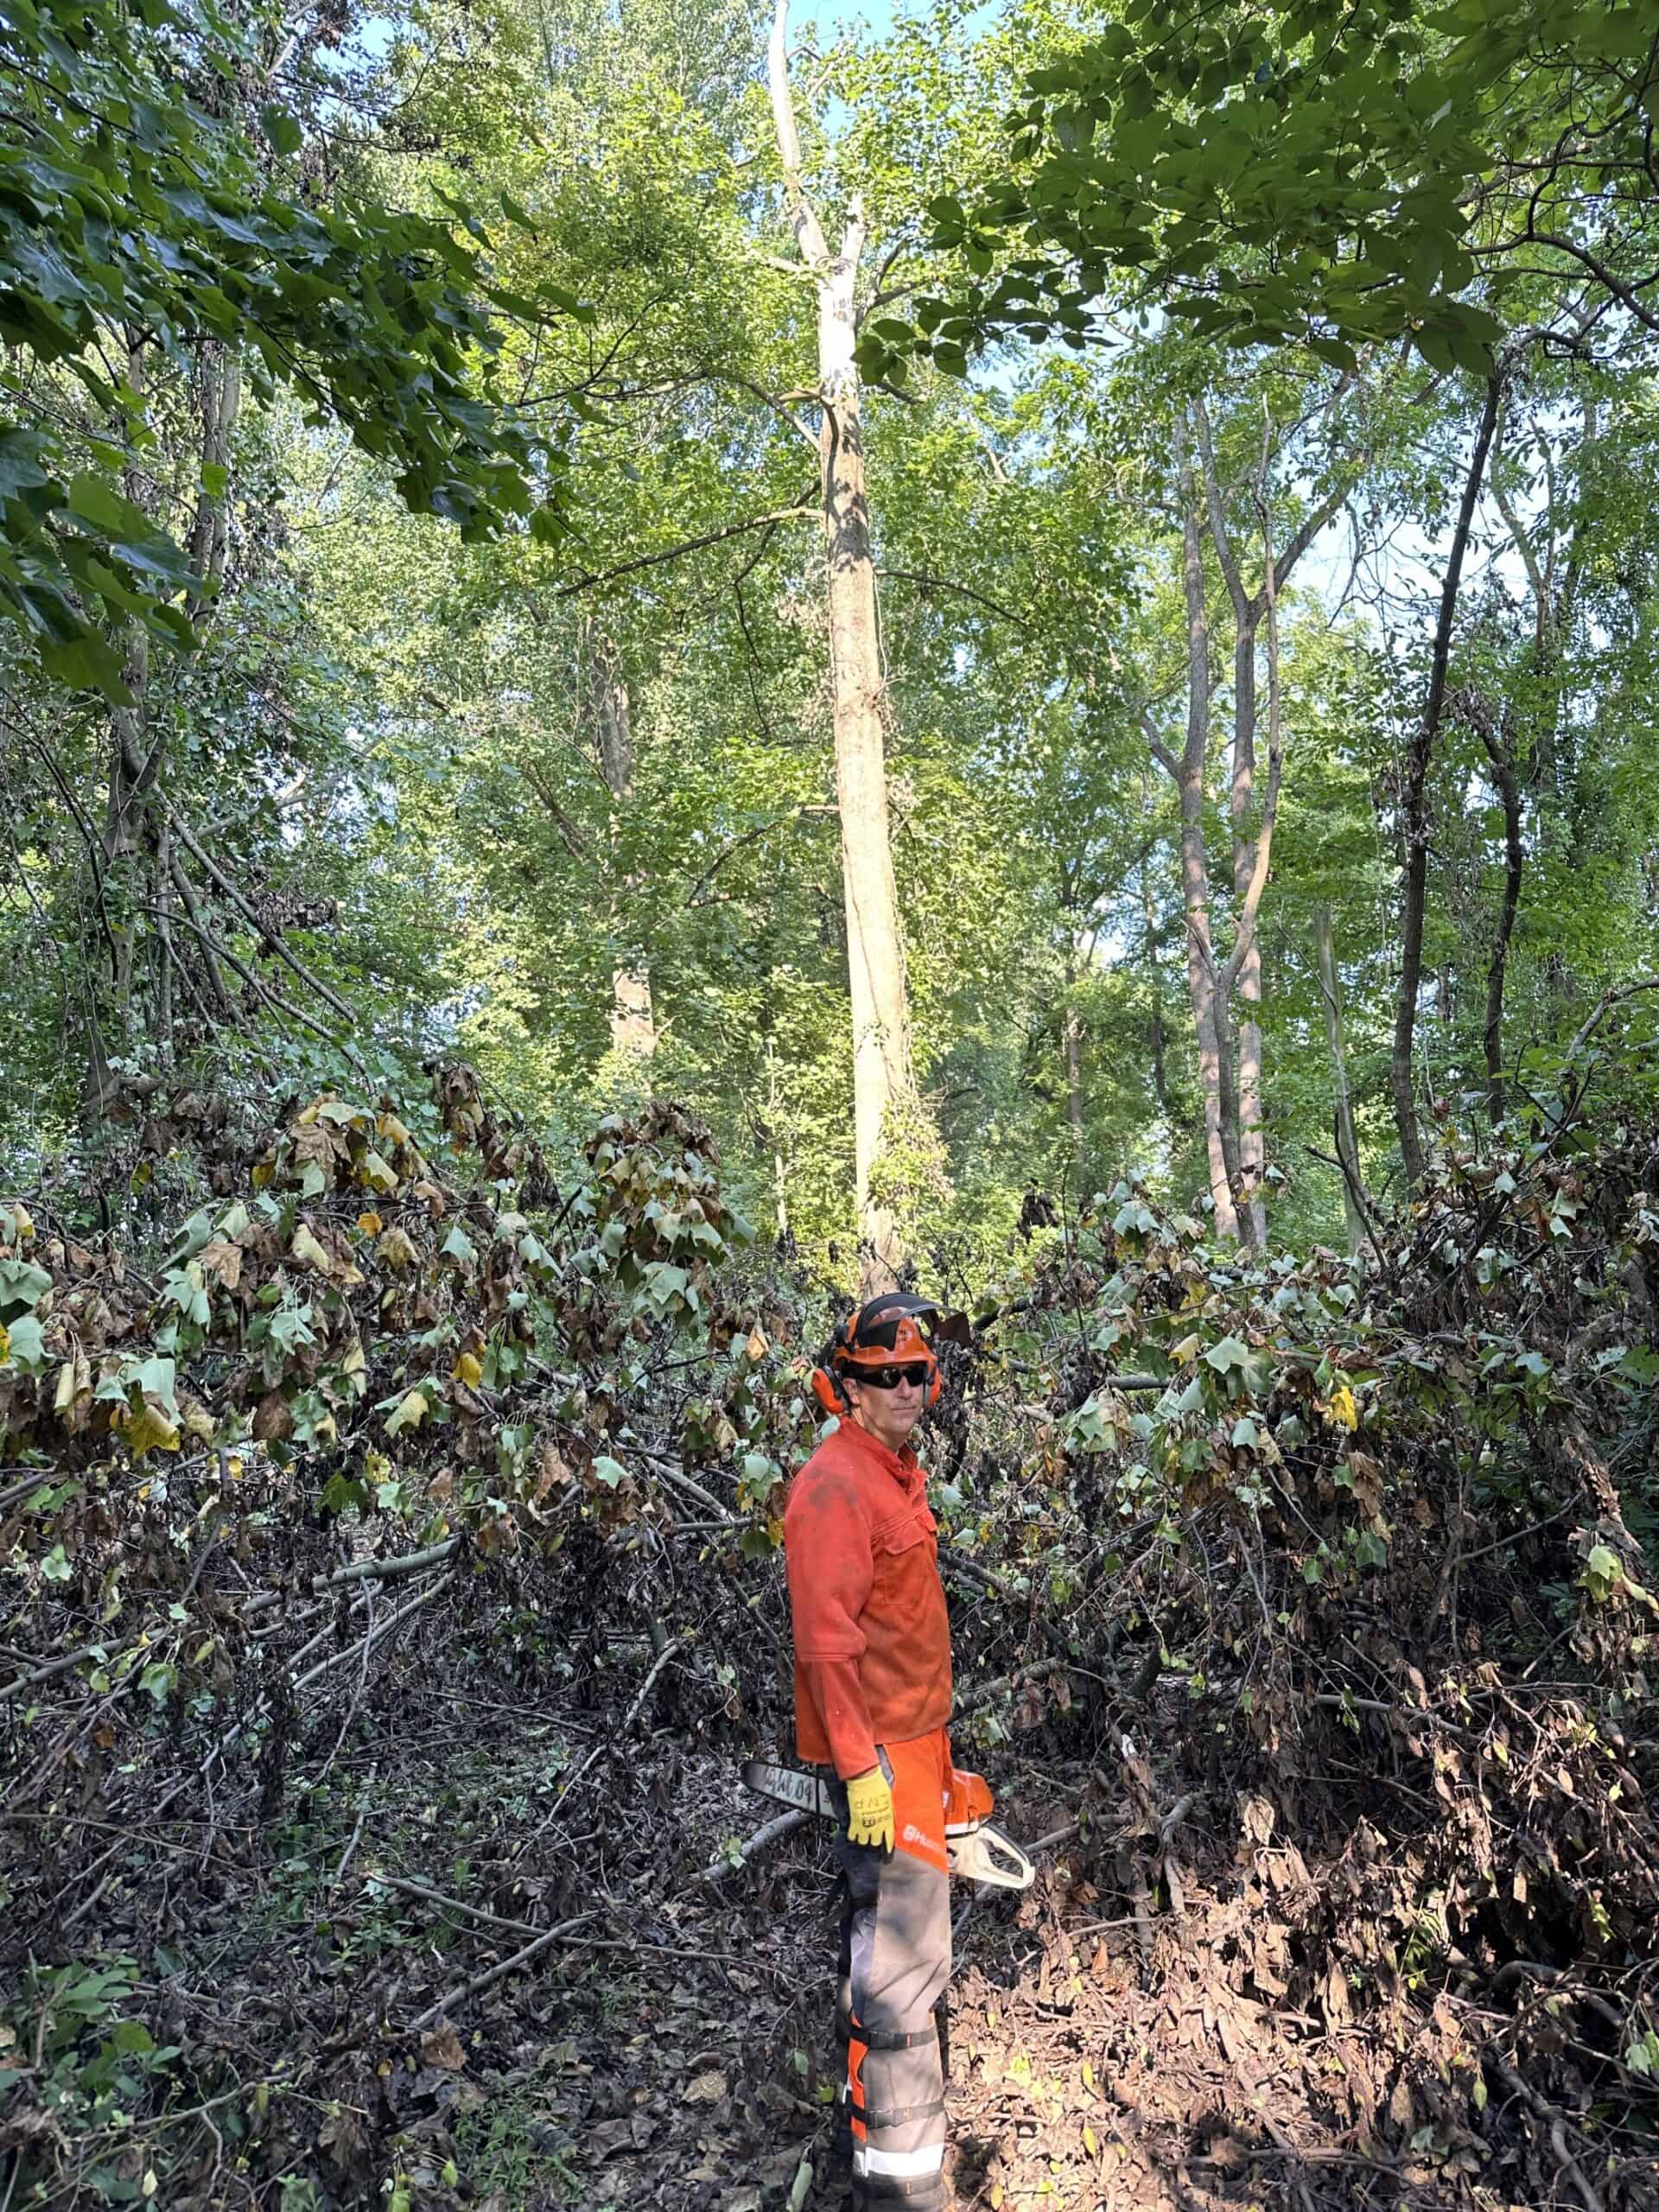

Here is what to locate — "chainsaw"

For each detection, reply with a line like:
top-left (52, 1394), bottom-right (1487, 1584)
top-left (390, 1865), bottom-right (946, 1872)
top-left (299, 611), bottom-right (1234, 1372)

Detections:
top-left (742, 1758), bottom-right (1035, 1890)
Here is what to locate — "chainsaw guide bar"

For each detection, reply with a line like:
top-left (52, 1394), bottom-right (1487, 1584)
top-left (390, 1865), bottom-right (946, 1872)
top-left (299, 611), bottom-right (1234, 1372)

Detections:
top-left (741, 1758), bottom-right (1036, 1890)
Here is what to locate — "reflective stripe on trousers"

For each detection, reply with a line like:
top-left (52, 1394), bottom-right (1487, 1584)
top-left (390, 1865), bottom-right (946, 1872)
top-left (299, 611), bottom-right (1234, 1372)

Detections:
top-left (834, 1728), bottom-right (950, 2210)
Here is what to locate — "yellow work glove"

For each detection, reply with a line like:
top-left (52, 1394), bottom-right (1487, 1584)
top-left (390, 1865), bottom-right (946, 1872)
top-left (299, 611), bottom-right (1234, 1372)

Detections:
top-left (844, 1767), bottom-right (896, 1852)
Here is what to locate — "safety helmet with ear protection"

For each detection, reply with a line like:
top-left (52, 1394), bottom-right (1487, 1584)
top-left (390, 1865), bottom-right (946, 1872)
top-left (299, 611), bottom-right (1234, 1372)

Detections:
top-left (810, 1293), bottom-right (942, 1415)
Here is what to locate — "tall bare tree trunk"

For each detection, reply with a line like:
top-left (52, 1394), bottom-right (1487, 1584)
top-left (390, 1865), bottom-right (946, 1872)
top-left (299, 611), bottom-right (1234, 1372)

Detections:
top-left (1392, 372), bottom-right (1502, 1187)
top-left (1229, 606), bottom-right (1267, 1243)
top-left (1164, 418), bottom-right (1241, 1239)
top-left (770, 0), bottom-right (914, 1288)
top-left (1192, 391), bottom-right (1351, 1244)
top-left (1477, 714), bottom-right (1522, 1127)
top-left (1313, 904), bottom-right (1366, 1254)
top-left (89, 333), bottom-right (158, 1122)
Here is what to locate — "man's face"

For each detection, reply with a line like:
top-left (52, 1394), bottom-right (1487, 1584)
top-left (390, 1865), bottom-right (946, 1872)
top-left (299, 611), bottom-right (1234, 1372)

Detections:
top-left (845, 1366), bottom-right (927, 1452)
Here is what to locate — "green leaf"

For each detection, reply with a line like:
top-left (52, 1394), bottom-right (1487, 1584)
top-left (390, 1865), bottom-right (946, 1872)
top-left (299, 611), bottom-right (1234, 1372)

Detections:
top-left (262, 105), bottom-right (302, 156)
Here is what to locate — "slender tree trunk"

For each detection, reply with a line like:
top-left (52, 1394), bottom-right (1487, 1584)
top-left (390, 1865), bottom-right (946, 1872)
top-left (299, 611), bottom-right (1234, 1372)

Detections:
top-left (1062, 950), bottom-right (1085, 1161)
top-left (1391, 372), bottom-right (1502, 1187)
top-left (1167, 418), bottom-right (1241, 1239)
top-left (1313, 903), bottom-right (1366, 1254)
top-left (770, 0), bottom-right (915, 1288)
top-left (1478, 715), bottom-right (1523, 1126)
top-left (1229, 609), bottom-right (1267, 1243)
top-left (1190, 385), bottom-right (1357, 1240)
top-left (186, 342), bottom-right (241, 620)
top-left (89, 333), bottom-right (157, 1122)
top-left (1141, 857), bottom-right (1173, 1118)
top-left (588, 630), bottom-right (656, 1059)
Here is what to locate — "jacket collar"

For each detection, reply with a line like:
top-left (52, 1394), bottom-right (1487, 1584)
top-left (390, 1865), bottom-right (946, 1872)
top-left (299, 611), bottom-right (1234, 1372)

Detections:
top-left (837, 1414), bottom-right (923, 1493)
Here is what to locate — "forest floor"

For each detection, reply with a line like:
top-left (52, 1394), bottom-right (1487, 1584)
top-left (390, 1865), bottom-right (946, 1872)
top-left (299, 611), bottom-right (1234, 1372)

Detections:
top-left (7, 1087), bottom-right (1659, 2209)
top-left (63, 1630), bottom-right (1641, 2212)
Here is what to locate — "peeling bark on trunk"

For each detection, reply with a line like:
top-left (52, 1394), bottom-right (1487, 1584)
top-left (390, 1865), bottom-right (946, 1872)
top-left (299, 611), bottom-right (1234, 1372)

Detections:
top-left (770, 0), bottom-right (914, 1289)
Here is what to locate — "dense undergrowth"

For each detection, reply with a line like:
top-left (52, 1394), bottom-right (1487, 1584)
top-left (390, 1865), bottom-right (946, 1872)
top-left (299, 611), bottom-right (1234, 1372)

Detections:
top-left (3, 1068), bottom-right (1657, 2208)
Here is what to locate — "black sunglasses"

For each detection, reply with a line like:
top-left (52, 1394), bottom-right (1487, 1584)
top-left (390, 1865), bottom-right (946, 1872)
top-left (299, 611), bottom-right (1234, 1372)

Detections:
top-left (855, 1363), bottom-right (931, 1391)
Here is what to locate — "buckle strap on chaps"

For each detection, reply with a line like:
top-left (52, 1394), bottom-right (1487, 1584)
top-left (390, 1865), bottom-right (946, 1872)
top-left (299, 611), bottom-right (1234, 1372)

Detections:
top-left (859, 2023), bottom-right (938, 2052)
top-left (861, 2095), bottom-right (946, 2131)
top-left (854, 2175), bottom-right (945, 2207)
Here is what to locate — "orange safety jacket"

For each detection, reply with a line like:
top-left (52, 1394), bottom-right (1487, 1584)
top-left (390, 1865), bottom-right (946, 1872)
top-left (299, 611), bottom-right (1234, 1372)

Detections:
top-left (782, 1416), bottom-right (952, 1778)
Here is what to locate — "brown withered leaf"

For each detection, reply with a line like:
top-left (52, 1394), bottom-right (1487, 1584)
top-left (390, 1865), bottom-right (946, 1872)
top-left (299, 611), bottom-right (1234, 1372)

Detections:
top-left (252, 1389), bottom-right (293, 1443)
top-left (420, 2022), bottom-right (466, 2070)
top-left (197, 1236), bottom-right (243, 1291)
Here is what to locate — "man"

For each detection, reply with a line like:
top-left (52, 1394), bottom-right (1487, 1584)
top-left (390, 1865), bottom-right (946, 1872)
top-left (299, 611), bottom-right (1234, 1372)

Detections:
top-left (783, 1294), bottom-right (988, 2212)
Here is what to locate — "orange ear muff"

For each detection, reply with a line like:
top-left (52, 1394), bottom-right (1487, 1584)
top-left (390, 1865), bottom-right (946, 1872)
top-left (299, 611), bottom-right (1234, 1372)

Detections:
top-left (926, 1364), bottom-right (942, 1408)
top-left (810, 1366), bottom-right (847, 1416)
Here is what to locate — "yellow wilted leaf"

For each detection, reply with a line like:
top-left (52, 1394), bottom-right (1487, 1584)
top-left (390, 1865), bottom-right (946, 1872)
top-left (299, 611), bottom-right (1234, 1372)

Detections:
top-left (378, 1225), bottom-right (420, 1271)
top-left (378, 1111), bottom-right (411, 1149)
top-left (745, 1325), bottom-right (768, 1363)
top-left (181, 1399), bottom-right (217, 1444)
top-left (361, 1149), bottom-right (399, 1194)
top-left (290, 1224), bottom-right (332, 1274)
top-left (10, 1202), bottom-right (34, 1241)
top-left (1325, 1382), bottom-right (1359, 1431)
top-left (121, 1401), bottom-right (181, 1458)
top-left (357, 1211), bottom-right (383, 1236)
top-left (452, 1351), bottom-right (482, 1390)
top-left (385, 1389), bottom-right (429, 1435)
top-left (1084, 2126), bottom-right (1098, 2157)
top-left (1171, 1332), bottom-right (1202, 1364)
top-left (226, 1454), bottom-right (244, 1478)
top-left (54, 1358), bottom-right (79, 1414)
top-left (251, 1161), bottom-right (275, 1189)
top-left (0, 1324), bottom-right (8, 1363)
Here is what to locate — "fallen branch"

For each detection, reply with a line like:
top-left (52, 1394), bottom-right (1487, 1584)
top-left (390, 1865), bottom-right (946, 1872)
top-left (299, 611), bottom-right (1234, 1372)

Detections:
top-left (333, 1763), bottom-right (377, 1886)
top-left (410, 1912), bottom-right (597, 2031)
top-left (683, 1807), bottom-right (811, 1891)
top-left (0, 1468), bottom-right (54, 1516)
top-left (239, 1539), bottom-right (461, 1617)
top-left (374, 1874), bottom-right (541, 1938)
top-left (1491, 2059), bottom-right (1605, 2212)
top-left (164, 804), bottom-right (357, 1027)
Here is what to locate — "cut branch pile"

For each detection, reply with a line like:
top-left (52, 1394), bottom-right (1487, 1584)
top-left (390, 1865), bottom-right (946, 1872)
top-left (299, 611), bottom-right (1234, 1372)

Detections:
top-left (2, 1075), bottom-right (1657, 2208)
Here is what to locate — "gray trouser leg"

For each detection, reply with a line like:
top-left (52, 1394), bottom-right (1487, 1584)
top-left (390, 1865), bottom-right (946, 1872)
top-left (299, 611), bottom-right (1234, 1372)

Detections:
top-left (836, 1821), bottom-right (950, 2209)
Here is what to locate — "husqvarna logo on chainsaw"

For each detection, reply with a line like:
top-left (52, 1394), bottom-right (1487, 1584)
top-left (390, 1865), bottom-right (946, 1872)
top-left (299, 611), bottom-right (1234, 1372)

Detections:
top-left (903, 1822), bottom-right (941, 1851)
